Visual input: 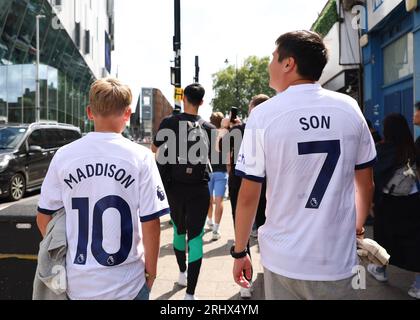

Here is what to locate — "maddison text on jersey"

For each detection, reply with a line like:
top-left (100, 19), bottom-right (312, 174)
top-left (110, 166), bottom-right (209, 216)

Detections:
top-left (64, 163), bottom-right (136, 190)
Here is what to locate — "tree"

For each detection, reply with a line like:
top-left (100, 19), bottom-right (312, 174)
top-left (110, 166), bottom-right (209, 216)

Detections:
top-left (211, 56), bottom-right (276, 118)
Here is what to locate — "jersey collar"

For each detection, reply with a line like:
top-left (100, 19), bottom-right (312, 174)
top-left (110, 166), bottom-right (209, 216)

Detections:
top-left (283, 83), bottom-right (322, 94)
top-left (86, 132), bottom-right (123, 140)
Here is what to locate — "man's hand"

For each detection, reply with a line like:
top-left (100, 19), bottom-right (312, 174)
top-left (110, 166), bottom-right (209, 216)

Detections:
top-left (36, 213), bottom-right (52, 238)
top-left (233, 255), bottom-right (253, 289)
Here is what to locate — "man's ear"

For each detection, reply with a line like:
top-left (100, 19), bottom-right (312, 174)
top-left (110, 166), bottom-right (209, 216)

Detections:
top-left (284, 57), bottom-right (296, 72)
top-left (123, 107), bottom-right (132, 121)
top-left (86, 106), bottom-right (94, 120)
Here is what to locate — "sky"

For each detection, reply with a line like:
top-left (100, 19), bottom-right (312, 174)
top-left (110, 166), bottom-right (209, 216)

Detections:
top-left (112, 0), bottom-right (329, 120)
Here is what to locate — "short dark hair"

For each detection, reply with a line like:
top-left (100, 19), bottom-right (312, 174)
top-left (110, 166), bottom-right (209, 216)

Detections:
top-left (184, 84), bottom-right (205, 107)
top-left (276, 30), bottom-right (328, 81)
top-left (415, 102), bottom-right (420, 111)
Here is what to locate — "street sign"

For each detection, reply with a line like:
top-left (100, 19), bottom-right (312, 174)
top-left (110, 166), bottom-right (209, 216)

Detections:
top-left (174, 87), bottom-right (184, 101)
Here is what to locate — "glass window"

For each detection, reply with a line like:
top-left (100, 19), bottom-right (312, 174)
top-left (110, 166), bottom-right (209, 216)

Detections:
top-left (0, 1), bottom-right (13, 62)
top-left (0, 126), bottom-right (26, 149)
top-left (64, 130), bottom-right (81, 143)
top-left (7, 64), bottom-right (23, 123)
top-left (44, 129), bottom-right (63, 148)
top-left (40, 64), bottom-right (47, 120)
top-left (58, 71), bottom-right (65, 123)
top-left (27, 129), bottom-right (47, 149)
top-left (22, 64), bottom-right (35, 124)
top-left (3, 0), bottom-right (28, 63)
top-left (0, 65), bottom-right (6, 118)
top-left (48, 66), bottom-right (58, 121)
top-left (384, 33), bottom-right (414, 85)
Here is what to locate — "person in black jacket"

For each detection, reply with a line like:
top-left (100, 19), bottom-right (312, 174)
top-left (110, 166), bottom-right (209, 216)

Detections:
top-left (152, 84), bottom-right (215, 300)
top-left (369, 113), bottom-right (420, 300)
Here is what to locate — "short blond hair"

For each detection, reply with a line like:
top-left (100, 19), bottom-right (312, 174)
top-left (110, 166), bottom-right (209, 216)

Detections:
top-left (89, 78), bottom-right (132, 116)
top-left (210, 112), bottom-right (224, 129)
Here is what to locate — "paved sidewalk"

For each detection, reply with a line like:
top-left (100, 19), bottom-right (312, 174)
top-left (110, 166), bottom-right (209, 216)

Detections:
top-left (151, 201), bottom-right (416, 301)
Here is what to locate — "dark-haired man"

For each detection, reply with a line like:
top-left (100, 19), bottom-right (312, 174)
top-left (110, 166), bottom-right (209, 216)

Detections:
top-left (232, 31), bottom-right (376, 300)
top-left (152, 84), bottom-right (215, 300)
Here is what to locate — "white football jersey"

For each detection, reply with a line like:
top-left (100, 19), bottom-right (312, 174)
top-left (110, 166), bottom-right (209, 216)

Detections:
top-left (38, 132), bottom-right (170, 300)
top-left (236, 84), bottom-right (376, 281)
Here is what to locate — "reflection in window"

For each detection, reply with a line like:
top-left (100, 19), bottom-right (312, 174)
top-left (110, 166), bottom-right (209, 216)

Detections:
top-left (22, 64), bottom-right (35, 123)
top-left (7, 64), bottom-right (23, 123)
top-left (48, 66), bottom-right (58, 121)
top-left (0, 65), bottom-right (6, 118)
top-left (384, 33), bottom-right (414, 85)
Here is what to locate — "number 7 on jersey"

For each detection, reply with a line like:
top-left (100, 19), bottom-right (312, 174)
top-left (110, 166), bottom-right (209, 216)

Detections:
top-left (298, 140), bottom-right (341, 209)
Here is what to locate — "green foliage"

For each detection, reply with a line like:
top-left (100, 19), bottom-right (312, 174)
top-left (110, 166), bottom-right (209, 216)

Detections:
top-left (312, 0), bottom-right (338, 38)
top-left (211, 56), bottom-right (276, 118)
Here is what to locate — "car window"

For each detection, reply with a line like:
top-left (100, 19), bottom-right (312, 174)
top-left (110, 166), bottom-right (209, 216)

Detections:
top-left (27, 130), bottom-right (48, 149)
top-left (44, 129), bottom-right (65, 149)
top-left (0, 127), bottom-right (27, 149)
top-left (64, 130), bottom-right (81, 143)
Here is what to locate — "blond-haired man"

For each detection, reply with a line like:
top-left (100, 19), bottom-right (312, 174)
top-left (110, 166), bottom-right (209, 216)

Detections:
top-left (36, 78), bottom-right (169, 300)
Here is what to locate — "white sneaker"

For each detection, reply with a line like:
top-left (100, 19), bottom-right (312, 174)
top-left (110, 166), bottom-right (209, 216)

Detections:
top-left (177, 271), bottom-right (187, 287)
top-left (184, 294), bottom-right (198, 300)
top-left (408, 285), bottom-right (420, 299)
top-left (367, 264), bottom-right (388, 282)
top-left (212, 231), bottom-right (221, 241)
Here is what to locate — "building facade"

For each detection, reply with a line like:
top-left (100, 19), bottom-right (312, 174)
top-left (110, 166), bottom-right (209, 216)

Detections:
top-left (0, 0), bottom-right (115, 132)
top-left (314, 0), bottom-right (363, 105)
top-left (363, 0), bottom-right (420, 138)
top-left (130, 88), bottom-right (173, 143)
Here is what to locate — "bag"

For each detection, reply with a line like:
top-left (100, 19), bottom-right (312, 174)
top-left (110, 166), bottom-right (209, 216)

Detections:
top-left (384, 161), bottom-right (419, 196)
top-left (171, 118), bottom-right (211, 184)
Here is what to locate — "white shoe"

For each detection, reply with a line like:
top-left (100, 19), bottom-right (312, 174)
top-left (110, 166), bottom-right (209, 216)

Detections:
top-left (212, 231), bottom-right (221, 241)
top-left (408, 285), bottom-right (420, 299)
top-left (367, 264), bottom-right (388, 282)
top-left (184, 294), bottom-right (198, 300)
top-left (177, 271), bottom-right (187, 287)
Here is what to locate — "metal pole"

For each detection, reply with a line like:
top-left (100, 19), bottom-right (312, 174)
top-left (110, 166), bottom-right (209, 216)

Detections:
top-left (194, 56), bottom-right (199, 83)
top-left (36, 15), bottom-right (45, 123)
top-left (173, 0), bottom-right (182, 114)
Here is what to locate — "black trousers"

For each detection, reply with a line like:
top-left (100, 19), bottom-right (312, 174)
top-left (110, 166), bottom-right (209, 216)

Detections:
top-left (167, 182), bottom-right (210, 295)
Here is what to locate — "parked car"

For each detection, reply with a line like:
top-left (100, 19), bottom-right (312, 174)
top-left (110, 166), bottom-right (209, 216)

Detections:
top-left (0, 122), bottom-right (82, 201)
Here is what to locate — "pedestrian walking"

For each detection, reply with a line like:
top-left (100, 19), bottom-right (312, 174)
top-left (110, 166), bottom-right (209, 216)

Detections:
top-left (152, 84), bottom-right (215, 300)
top-left (36, 78), bottom-right (169, 300)
top-left (231, 30), bottom-right (376, 300)
top-left (368, 113), bottom-right (420, 299)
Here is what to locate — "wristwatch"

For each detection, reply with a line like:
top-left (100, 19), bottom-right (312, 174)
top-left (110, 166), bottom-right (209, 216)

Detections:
top-left (230, 245), bottom-right (248, 259)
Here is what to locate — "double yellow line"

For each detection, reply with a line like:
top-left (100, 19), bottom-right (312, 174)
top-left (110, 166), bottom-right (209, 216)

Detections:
top-left (0, 254), bottom-right (38, 261)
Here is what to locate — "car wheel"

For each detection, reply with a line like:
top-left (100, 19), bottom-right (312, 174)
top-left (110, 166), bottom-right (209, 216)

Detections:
top-left (8, 173), bottom-right (26, 201)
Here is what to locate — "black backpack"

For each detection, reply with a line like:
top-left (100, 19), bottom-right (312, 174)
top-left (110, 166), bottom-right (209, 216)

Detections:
top-left (171, 117), bottom-right (211, 184)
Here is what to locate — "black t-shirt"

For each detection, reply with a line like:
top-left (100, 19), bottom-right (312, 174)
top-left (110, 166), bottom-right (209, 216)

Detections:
top-left (153, 113), bottom-right (216, 182)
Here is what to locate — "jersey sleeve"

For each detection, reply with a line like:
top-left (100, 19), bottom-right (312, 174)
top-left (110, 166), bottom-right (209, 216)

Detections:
top-left (138, 151), bottom-right (170, 222)
top-left (235, 114), bottom-right (266, 182)
top-left (37, 155), bottom-right (64, 215)
top-left (355, 119), bottom-right (377, 170)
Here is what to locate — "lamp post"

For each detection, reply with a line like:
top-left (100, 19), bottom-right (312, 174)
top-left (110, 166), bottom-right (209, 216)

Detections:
top-left (36, 15), bottom-right (45, 123)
